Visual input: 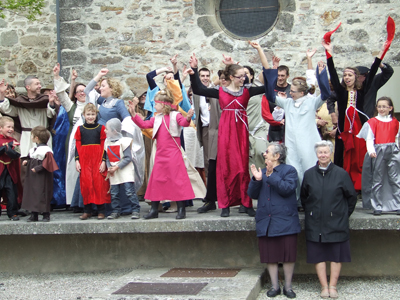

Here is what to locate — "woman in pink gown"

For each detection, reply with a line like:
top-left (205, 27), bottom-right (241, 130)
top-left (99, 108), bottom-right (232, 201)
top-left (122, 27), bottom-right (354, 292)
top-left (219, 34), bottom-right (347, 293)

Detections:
top-left (189, 57), bottom-right (265, 217)
top-left (129, 89), bottom-right (194, 220)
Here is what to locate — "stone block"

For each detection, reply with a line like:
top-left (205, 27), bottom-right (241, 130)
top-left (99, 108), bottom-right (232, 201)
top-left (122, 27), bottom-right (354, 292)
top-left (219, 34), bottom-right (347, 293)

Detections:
top-left (91, 56), bottom-right (123, 65)
top-left (126, 76), bottom-right (148, 94)
top-left (1, 30), bottom-right (18, 47)
top-left (321, 11), bottom-right (341, 26)
top-left (179, 32), bottom-right (188, 38)
top-left (347, 18), bottom-right (361, 25)
top-left (349, 29), bottom-right (369, 43)
top-left (210, 35), bottom-right (233, 53)
top-left (88, 23), bottom-right (101, 30)
top-left (60, 22), bottom-right (86, 37)
top-left (88, 37), bottom-right (110, 50)
top-left (60, 0), bottom-right (93, 8)
top-left (61, 51), bottom-right (87, 66)
top-left (174, 43), bottom-right (190, 51)
top-left (100, 6), bottom-right (124, 12)
top-left (27, 27), bottom-right (40, 33)
top-left (0, 50), bottom-right (11, 59)
top-left (276, 13), bottom-right (294, 32)
top-left (0, 66), bottom-right (5, 74)
top-left (117, 32), bottom-right (133, 42)
top-left (61, 37), bottom-right (84, 50)
top-left (127, 14), bottom-right (140, 20)
top-left (197, 16), bottom-right (220, 37)
top-left (120, 46), bottom-right (147, 57)
top-left (42, 51), bottom-right (50, 59)
top-left (0, 19), bottom-right (6, 28)
top-left (59, 8), bottom-right (81, 22)
top-left (166, 29), bottom-right (174, 40)
top-left (21, 61), bottom-right (38, 74)
top-left (183, 7), bottom-right (193, 18)
top-left (8, 64), bottom-right (17, 72)
top-left (260, 33), bottom-right (278, 48)
top-left (367, 0), bottom-right (390, 2)
top-left (105, 27), bottom-right (117, 33)
top-left (135, 28), bottom-right (153, 41)
top-left (20, 35), bottom-right (52, 47)
top-left (194, 0), bottom-right (207, 15)
top-left (280, 0), bottom-right (296, 12)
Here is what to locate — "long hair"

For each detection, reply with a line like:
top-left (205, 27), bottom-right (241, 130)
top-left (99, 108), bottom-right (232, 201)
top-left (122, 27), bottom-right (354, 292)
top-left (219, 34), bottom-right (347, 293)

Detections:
top-left (340, 67), bottom-right (362, 90)
top-left (155, 89), bottom-right (175, 115)
top-left (374, 96), bottom-right (395, 118)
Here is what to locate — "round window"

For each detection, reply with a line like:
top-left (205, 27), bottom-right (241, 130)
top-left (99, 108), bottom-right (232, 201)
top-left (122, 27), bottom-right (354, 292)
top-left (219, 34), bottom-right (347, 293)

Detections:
top-left (216, 0), bottom-right (280, 40)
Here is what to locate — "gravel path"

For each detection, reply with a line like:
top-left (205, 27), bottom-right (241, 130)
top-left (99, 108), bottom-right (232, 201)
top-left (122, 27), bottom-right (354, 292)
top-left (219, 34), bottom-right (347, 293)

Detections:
top-left (0, 270), bottom-right (398, 299)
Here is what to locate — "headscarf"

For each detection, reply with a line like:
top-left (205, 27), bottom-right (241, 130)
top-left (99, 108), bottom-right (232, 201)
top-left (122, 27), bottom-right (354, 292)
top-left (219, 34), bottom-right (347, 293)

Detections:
top-left (105, 118), bottom-right (123, 141)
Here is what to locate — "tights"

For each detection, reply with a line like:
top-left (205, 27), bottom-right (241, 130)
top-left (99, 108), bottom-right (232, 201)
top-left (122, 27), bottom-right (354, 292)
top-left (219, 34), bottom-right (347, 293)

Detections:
top-left (267, 262), bottom-right (295, 290)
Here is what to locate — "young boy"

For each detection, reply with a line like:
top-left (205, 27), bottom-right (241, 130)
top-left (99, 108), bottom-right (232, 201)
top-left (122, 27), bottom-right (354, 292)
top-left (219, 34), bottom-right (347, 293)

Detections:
top-left (104, 118), bottom-right (140, 219)
top-left (21, 126), bottom-right (58, 222)
top-left (0, 116), bottom-right (21, 221)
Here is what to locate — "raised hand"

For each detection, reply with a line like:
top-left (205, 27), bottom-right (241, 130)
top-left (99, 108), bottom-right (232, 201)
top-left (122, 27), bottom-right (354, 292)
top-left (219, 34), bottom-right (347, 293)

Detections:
top-left (250, 164), bottom-right (262, 181)
top-left (128, 100), bottom-right (137, 117)
top-left (186, 108), bottom-right (194, 121)
top-left (272, 56), bottom-right (280, 69)
top-left (95, 68), bottom-right (109, 82)
top-left (71, 69), bottom-right (78, 81)
top-left (306, 48), bottom-right (317, 58)
top-left (170, 54), bottom-right (178, 66)
top-left (189, 53), bottom-right (198, 69)
top-left (0, 79), bottom-right (8, 95)
top-left (222, 54), bottom-right (234, 65)
top-left (277, 91), bottom-right (287, 99)
top-left (321, 40), bottom-right (333, 53)
top-left (248, 40), bottom-right (261, 50)
top-left (48, 90), bottom-right (57, 106)
top-left (53, 63), bottom-right (60, 79)
top-left (317, 61), bottom-right (326, 74)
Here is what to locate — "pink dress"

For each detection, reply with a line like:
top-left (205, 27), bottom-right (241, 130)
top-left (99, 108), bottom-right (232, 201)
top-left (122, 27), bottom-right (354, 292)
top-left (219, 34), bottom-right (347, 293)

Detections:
top-left (217, 87), bottom-right (252, 209)
top-left (132, 114), bottom-right (194, 201)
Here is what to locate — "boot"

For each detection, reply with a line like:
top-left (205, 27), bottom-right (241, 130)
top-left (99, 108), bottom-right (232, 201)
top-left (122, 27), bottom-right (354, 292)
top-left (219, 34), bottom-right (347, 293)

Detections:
top-left (42, 212), bottom-right (50, 222)
top-left (27, 212), bottom-right (38, 222)
top-left (176, 201), bottom-right (186, 220)
top-left (144, 201), bottom-right (159, 219)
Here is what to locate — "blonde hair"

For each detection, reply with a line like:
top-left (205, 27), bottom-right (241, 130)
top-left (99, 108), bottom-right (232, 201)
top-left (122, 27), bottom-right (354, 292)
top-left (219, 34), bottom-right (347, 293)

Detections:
top-left (0, 116), bottom-right (14, 127)
top-left (101, 78), bottom-right (123, 98)
top-left (292, 77), bottom-right (315, 95)
top-left (83, 103), bottom-right (98, 115)
top-left (155, 89), bottom-right (175, 115)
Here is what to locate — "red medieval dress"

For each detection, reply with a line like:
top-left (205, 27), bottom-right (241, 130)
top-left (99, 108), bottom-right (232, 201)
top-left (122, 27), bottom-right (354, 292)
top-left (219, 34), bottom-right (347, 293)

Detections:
top-left (189, 68), bottom-right (265, 208)
top-left (74, 122), bottom-right (110, 205)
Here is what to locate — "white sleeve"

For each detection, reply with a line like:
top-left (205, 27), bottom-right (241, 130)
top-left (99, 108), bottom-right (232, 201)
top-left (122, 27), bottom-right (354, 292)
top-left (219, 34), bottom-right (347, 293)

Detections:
top-left (366, 139), bottom-right (376, 155)
top-left (54, 77), bottom-right (73, 112)
top-left (0, 98), bottom-right (18, 117)
top-left (306, 69), bottom-right (317, 86)
top-left (46, 103), bottom-right (56, 118)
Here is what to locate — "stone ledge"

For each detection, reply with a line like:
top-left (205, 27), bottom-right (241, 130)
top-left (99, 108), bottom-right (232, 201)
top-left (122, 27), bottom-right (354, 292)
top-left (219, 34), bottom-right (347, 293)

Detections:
top-left (1, 202), bottom-right (399, 235)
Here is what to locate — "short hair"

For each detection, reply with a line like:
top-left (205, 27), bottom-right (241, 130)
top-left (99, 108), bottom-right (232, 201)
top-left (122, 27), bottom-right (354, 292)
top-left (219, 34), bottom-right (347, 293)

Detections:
top-left (83, 103), bottom-right (98, 115)
top-left (277, 65), bottom-right (289, 76)
top-left (243, 65), bottom-right (255, 83)
top-left (314, 140), bottom-right (334, 154)
top-left (199, 68), bottom-right (210, 76)
top-left (0, 116), bottom-right (14, 127)
top-left (71, 83), bottom-right (86, 102)
top-left (31, 126), bottom-right (50, 144)
top-left (24, 75), bottom-right (39, 89)
top-left (292, 77), bottom-right (315, 95)
top-left (100, 78), bottom-right (123, 98)
top-left (268, 142), bottom-right (287, 164)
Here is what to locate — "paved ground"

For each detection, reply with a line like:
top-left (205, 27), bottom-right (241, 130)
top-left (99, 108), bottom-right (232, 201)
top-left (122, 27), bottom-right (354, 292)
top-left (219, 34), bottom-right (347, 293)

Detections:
top-left (0, 269), bottom-right (399, 300)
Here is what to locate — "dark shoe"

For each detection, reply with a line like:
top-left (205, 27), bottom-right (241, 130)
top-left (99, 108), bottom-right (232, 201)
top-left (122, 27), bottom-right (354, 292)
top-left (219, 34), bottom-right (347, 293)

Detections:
top-left (97, 213), bottom-right (105, 220)
top-left (266, 287), bottom-right (281, 297)
top-left (107, 213), bottom-right (120, 220)
top-left (244, 206), bottom-right (256, 217)
top-left (220, 208), bottom-right (230, 217)
top-left (197, 202), bottom-right (216, 213)
top-left (42, 212), bottom-right (50, 222)
top-left (72, 207), bottom-right (84, 213)
top-left (10, 215), bottom-right (20, 221)
top-left (176, 201), bottom-right (186, 219)
top-left (239, 205), bottom-right (246, 213)
top-left (79, 213), bottom-right (92, 220)
top-left (373, 210), bottom-right (382, 216)
top-left (27, 212), bottom-right (39, 222)
top-left (144, 201), bottom-right (160, 219)
top-left (283, 288), bottom-right (296, 298)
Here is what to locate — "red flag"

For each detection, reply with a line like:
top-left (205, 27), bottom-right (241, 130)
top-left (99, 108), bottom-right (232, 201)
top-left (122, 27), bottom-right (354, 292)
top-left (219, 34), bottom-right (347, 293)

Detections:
top-left (323, 22), bottom-right (342, 43)
top-left (381, 16), bottom-right (395, 60)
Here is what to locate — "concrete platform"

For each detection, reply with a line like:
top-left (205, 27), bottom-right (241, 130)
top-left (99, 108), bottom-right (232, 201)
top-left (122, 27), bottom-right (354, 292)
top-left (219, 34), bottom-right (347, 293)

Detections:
top-left (1, 200), bottom-right (400, 276)
top-left (93, 268), bottom-right (265, 300)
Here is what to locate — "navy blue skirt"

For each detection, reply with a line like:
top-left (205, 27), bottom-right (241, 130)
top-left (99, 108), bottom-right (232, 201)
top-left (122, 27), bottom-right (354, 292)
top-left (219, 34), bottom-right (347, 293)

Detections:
top-left (258, 234), bottom-right (298, 263)
top-left (306, 239), bottom-right (351, 264)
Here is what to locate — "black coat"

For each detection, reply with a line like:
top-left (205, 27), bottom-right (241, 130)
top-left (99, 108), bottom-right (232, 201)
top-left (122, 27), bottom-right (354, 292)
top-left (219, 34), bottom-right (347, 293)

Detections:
top-left (300, 162), bottom-right (357, 243)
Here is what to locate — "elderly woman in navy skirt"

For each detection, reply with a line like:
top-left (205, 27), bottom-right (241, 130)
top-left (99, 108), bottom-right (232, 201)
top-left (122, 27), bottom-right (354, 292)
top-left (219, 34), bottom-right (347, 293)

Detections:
top-left (301, 140), bottom-right (357, 298)
top-left (248, 142), bottom-right (300, 299)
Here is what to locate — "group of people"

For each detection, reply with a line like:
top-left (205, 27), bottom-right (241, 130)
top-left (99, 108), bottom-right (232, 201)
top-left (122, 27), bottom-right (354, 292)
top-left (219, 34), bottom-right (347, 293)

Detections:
top-left (0, 25), bottom-right (398, 298)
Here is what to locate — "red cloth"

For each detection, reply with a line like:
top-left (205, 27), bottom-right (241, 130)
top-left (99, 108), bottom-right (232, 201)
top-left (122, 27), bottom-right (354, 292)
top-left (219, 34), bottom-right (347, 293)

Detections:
top-left (339, 106), bottom-right (366, 190)
top-left (216, 87), bottom-right (252, 209)
top-left (0, 134), bottom-right (23, 204)
top-left (75, 126), bottom-right (110, 205)
top-left (368, 117), bottom-right (399, 144)
top-left (323, 22), bottom-right (341, 59)
top-left (261, 95), bottom-right (282, 127)
top-left (381, 16), bottom-right (395, 60)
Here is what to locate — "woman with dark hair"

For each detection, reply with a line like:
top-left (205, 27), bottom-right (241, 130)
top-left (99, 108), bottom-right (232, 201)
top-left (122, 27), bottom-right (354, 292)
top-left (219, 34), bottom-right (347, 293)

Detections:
top-left (301, 140), bottom-right (357, 298)
top-left (248, 142), bottom-right (300, 299)
top-left (189, 54), bottom-right (265, 217)
top-left (322, 40), bottom-right (387, 190)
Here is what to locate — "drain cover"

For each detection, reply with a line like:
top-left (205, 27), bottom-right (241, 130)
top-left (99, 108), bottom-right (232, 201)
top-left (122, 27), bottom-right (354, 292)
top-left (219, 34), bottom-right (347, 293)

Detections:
top-left (113, 282), bottom-right (208, 295)
top-left (161, 268), bottom-right (241, 277)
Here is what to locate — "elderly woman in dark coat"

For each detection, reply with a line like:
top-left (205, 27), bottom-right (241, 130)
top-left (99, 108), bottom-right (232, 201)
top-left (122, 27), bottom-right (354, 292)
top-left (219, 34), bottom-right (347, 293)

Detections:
top-left (301, 140), bottom-right (357, 299)
top-left (248, 142), bottom-right (300, 299)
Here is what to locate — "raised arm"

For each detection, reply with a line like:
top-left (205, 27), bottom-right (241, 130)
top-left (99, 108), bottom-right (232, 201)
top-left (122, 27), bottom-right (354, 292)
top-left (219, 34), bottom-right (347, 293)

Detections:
top-left (322, 41), bottom-right (343, 94)
top-left (249, 41), bottom-right (270, 69)
top-left (69, 69), bottom-right (78, 99)
top-left (188, 53), bottom-right (219, 98)
top-left (146, 67), bottom-right (173, 90)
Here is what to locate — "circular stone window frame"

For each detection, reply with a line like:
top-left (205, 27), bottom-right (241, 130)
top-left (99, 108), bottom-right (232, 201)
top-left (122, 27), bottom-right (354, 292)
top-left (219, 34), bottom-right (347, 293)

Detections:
top-left (214, 0), bottom-right (281, 41)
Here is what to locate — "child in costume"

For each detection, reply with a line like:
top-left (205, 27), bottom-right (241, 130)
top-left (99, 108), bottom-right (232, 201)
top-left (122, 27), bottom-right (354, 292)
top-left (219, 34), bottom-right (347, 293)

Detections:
top-left (358, 96), bottom-right (400, 215)
top-left (75, 103), bottom-right (110, 220)
top-left (104, 118), bottom-right (140, 219)
top-left (22, 126), bottom-right (58, 222)
top-left (129, 89), bottom-right (194, 220)
top-left (0, 116), bottom-right (21, 221)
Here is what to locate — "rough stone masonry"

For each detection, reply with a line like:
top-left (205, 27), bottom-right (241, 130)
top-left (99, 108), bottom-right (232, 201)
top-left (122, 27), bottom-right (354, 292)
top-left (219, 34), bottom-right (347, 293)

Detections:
top-left (0, 0), bottom-right (399, 97)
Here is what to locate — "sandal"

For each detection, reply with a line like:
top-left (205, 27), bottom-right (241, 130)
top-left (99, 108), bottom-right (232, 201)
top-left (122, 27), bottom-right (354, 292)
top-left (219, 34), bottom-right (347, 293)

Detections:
top-left (329, 286), bottom-right (338, 298)
top-left (320, 286), bottom-right (329, 299)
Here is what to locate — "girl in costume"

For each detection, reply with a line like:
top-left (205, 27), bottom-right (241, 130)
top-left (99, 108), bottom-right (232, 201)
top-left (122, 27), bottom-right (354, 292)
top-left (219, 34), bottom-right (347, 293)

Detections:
top-left (358, 97), bottom-right (400, 215)
top-left (129, 89), bottom-right (194, 220)
top-left (322, 40), bottom-right (387, 191)
top-left (75, 103), bottom-right (110, 220)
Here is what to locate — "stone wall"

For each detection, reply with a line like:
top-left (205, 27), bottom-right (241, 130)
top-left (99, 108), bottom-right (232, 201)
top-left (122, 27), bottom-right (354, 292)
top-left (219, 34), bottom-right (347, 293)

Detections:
top-left (1, 0), bottom-right (399, 96)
